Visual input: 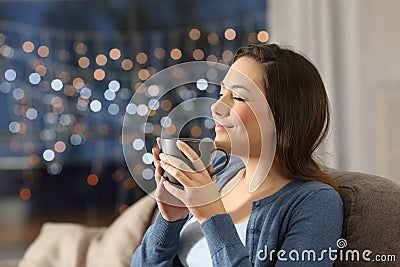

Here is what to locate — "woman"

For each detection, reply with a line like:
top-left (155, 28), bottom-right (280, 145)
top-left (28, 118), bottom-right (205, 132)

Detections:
top-left (131, 44), bottom-right (343, 266)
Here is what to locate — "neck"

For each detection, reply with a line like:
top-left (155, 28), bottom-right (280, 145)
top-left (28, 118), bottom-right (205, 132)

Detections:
top-left (237, 155), bottom-right (292, 193)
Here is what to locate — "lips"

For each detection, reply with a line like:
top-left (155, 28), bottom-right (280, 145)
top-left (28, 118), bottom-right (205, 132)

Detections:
top-left (215, 122), bottom-right (234, 131)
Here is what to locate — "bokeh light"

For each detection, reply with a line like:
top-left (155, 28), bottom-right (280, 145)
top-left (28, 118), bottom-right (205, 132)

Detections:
top-left (193, 49), bottom-right (204, 60)
top-left (22, 41), bottom-right (35, 53)
top-left (196, 79), bottom-right (208, 91)
top-left (109, 48), bottom-right (121, 60)
top-left (48, 163), bottom-right (62, 175)
top-left (190, 125), bottom-right (202, 137)
top-left (224, 28), bottom-right (236, 40)
top-left (170, 48), bottom-right (182, 60)
top-left (108, 103), bottom-right (119, 115)
top-left (70, 134), bottom-right (83, 145)
top-left (78, 57), bottom-right (90, 68)
top-left (20, 188), bottom-right (32, 201)
top-left (121, 59), bottom-right (133, 70)
top-left (136, 104), bottom-right (148, 116)
top-left (26, 108), bottom-right (38, 120)
top-left (0, 82), bottom-right (11, 93)
top-left (257, 30), bottom-right (269, 42)
top-left (136, 52), bottom-right (148, 64)
top-left (51, 79), bottom-right (63, 91)
top-left (142, 152), bottom-right (153, 165)
top-left (38, 46), bottom-right (49, 57)
top-left (143, 168), bottom-right (154, 180)
top-left (96, 54), bottom-right (107, 66)
top-left (74, 42), bottom-right (87, 55)
top-left (80, 87), bottom-right (92, 99)
top-left (12, 88), bottom-right (24, 100)
top-left (104, 89), bottom-right (116, 101)
top-left (54, 141), bottom-right (66, 153)
top-left (90, 100), bottom-right (102, 112)
top-left (207, 33), bottom-right (219, 45)
top-left (35, 65), bottom-right (47, 76)
top-left (189, 28), bottom-right (201, 40)
top-left (112, 170), bottom-right (124, 182)
top-left (5, 69), bottom-right (17, 81)
top-left (147, 85), bottom-right (160, 97)
top-left (29, 73), bottom-right (41, 84)
top-left (0, 45), bottom-right (14, 58)
top-left (161, 100), bottom-right (172, 111)
top-left (73, 77), bottom-right (85, 89)
top-left (43, 149), bottom-right (55, 161)
top-left (126, 103), bottom-right (137, 115)
top-left (87, 174), bottom-right (99, 186)
top-left (108, 80), bottom-right (120, 92)
top-left (138, 69), bottom-right (150, 80)
top-left (154, 47), bottom-right (166, 59)
top-left (93, 69), bottom-right (106, 81)
top-left (132, 139), bottom-right (145, 150)
top-left (222, 50), bottom-right (234, 62)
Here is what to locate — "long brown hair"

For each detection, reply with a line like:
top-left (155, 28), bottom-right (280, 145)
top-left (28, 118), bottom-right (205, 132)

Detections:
top-left (233, 44), bottom-right (338, 191)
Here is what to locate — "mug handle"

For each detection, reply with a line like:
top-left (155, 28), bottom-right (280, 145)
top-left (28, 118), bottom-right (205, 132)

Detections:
top-left (209, 148), bottom-right (230, 177)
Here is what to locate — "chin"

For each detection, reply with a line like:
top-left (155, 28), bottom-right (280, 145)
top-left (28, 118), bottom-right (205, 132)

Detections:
top-left (214, 137), bottom-right (232, 154)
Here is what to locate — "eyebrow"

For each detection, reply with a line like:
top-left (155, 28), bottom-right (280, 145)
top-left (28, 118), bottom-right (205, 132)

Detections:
top-left (220, 81), bottom-right (250, 92)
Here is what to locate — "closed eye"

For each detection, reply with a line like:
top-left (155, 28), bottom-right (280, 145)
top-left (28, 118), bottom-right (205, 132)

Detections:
top-left (233, 97), bottom-right (246, 102)
top-left (218, 93), bottom-right (246, 102)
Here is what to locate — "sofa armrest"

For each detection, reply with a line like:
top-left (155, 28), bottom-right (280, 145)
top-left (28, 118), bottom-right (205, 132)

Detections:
top-left (328, 169), bottom-right (400, 266)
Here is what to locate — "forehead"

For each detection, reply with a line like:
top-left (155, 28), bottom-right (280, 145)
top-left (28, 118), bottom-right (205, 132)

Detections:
top-left (222, 57), bottom-right (266, 95)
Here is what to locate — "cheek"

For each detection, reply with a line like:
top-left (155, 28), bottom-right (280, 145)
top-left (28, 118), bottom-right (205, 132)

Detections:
top-left (235, 105), bottom-right (258, 130)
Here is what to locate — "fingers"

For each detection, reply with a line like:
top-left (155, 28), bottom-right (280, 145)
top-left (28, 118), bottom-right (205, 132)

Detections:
top-left (155, 177), bottom-right (186, 207)
top-left (176, 140), bottom-right (207, 172)
top-left (152, 147), bottom-right (162, 178)
top-left (160, 157), bottom-right (191, 187)
top-left (163, 179), bottom-right (221, 208)
top-left (157, 137), bottom-right (161, 148)
top-left (176, 140), bottom-right (199, 161)
top-left (159, 153), bottom-right (195, 173)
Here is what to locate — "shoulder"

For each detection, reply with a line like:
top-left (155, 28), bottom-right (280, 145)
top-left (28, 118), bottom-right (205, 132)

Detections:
top-left (283, 179), bottom-right (343, 209)
top-left (212, 153), bottom-right (244, 171)
top-left (212, 154), bottom-right (245, 189)
top-left (283, 180), bottom-right (343, 225)
top-left (294, 180), bottom-right (342, 205)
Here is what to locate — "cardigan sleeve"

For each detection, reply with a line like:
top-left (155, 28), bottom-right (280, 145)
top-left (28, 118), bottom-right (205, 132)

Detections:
top-left (201, 213), bottom-right (253, 266)
top-left (131, 213), bottom-right (187, 267)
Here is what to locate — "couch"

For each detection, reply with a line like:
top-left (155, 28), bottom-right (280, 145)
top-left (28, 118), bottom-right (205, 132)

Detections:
top-left (1, 169), bottom-right (399, 267)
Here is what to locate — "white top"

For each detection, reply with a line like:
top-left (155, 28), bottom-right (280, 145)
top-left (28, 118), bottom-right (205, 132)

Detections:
top-left (178, 216), bottom-right (248, 267)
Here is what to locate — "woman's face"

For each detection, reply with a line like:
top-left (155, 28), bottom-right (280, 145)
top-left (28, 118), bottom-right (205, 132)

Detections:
top-left (211, 56), bottom-right (273, 158)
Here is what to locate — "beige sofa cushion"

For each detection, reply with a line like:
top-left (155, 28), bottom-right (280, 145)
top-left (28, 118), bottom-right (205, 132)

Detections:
top-left (18, 194), bottom-right (157, 267)
top-left (85, 195), bottom-right (156, 267)
top-left (18, 223), bottom-right (103, 267)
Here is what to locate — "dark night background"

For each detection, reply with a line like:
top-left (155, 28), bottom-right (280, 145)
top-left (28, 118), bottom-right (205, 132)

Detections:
top-left (0, 0), bottom-right (267, 256)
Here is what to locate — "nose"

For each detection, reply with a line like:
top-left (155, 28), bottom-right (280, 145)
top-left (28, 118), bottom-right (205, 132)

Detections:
top-left (211, 97), bottom-right (231, 118)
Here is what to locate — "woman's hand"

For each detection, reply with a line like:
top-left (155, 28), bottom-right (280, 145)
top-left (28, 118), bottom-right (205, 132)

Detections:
top-left (153, 138), bottom-right (189, 222)
top-left (159, 140), bottom-right (227, 224)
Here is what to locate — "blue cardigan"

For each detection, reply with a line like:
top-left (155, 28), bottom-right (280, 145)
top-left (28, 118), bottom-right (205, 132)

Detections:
top-left (131, 155), bottom-right (343, 266)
